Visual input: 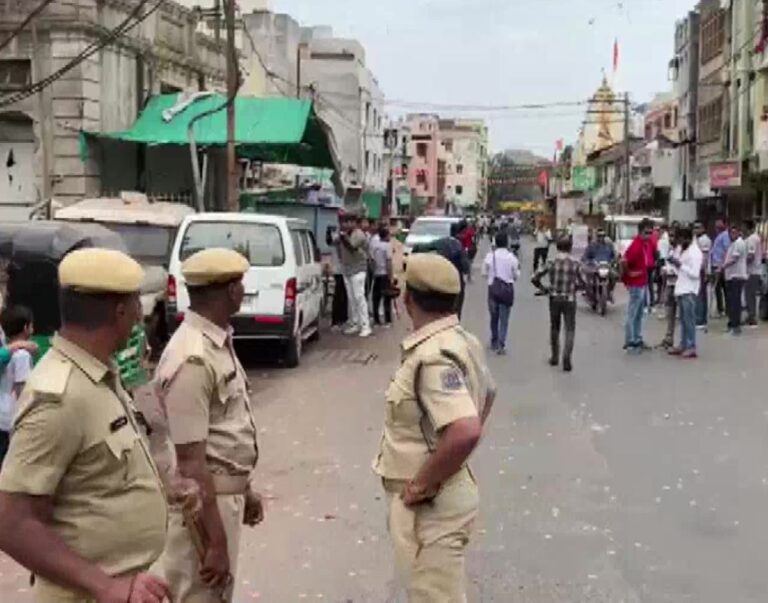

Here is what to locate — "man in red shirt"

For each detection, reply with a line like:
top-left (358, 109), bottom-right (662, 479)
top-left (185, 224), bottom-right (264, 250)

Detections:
top-left (623, 218), bottom-right (654, 352)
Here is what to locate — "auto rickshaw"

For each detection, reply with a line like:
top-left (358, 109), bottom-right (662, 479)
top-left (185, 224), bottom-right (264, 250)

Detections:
top-left (0, 221), bottom-right (149, 389)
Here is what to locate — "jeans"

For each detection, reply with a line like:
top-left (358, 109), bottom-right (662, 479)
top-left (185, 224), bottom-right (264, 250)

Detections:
top-left (344, 271), bottom-right (370, 332)
top-left (663, 287), bottom-right (677, 344)
top-left (332, 274), bottom-right (348, 326)
top-left (533, 247), bottom-right (549, 272)
top-left (624, 285), bottom-right (646, 347)
top-left (725, 278), bottom-right (745, 331)
top-left (371, 275), bottom-right (392, 325)
top-left (549, 297), bottom-right (576, 363)
top-left (677, 293), bottom-right (697, 351)
top-left (488, 289), bottom-right (513, 351)
top-left (696, 277), bottom-right (708, 326)
top-left (745, 274), bottom-right (762, 324)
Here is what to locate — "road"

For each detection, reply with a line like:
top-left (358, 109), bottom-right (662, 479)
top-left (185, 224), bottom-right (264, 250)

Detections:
top-left (2, 239), bottom-right (768, 602)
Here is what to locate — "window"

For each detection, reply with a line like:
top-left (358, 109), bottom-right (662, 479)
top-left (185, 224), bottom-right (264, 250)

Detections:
top-left (291, 231), bottom-right (305, 266)
top-left (698, 97), bottom-right (723, 143)
top-left (307, 232), bottom-right (321, 262)
top-left (105, 224), bottom-right (172, 265)
top-left (455, 185), bottom-right (464, 195)
top-left (701, 10), bottom-right (725, 64)
top-left (0, 59), bottom-right (31, 90)
top-left (443, 139), bottom-right (453, 152)
top-left (299, 231), bottom-right (312, 264)
top-left (416, 142), bottom-right (428, 158)
top-left (180, 222), bottom-right (284, 266)
top-left (365, 151), bottom-right (370, 170)
top-left (664, 113), bottom-right (672, 129)
top-left (456, 164), bottom-right (464, 175)
top-left (416, 170), bottom-right (427, 185)
top-left (673, 107), bottom-right (679, 127)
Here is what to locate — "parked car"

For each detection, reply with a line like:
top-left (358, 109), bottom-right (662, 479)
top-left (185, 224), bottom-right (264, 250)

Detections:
top-left (402, 216), bottom-right (461, 270)
top-left (168, 213), bottom-right (323, 368)
top-left (54, 193), bottom-right (195, 352)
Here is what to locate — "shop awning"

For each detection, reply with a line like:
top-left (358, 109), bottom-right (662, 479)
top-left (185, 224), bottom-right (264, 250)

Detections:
top-left (81, 93), bottom-right (340, 171)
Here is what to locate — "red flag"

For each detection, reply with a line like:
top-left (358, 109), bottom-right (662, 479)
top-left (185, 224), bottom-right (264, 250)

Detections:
top-left (613, 38), bottom-right (619, 74)
top-left (555, 138), bottom-right (564, 151)
top-left (537, 169), bottom-right (549, 187)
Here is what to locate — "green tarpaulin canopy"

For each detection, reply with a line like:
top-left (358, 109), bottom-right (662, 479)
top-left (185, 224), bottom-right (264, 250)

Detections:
top-left (81, 93), bottom-right (339, 170)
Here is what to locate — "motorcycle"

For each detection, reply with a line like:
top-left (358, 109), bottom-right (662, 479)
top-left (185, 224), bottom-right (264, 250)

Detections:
top-left (586, 261), bottom-right (612, 316)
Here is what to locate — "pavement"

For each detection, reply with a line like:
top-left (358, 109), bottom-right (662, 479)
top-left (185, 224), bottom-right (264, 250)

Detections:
top-left (2, 238), bottom-right (768, 602)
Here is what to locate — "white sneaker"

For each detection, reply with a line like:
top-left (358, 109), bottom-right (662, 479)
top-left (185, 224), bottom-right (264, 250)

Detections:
top-left (359, 328), bottom-right (372, 338)
top-left (343, 326), bottom-right (360, 335)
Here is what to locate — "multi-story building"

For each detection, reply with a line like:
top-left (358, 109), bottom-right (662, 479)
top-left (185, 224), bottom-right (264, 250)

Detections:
top-left (0, 0), bottom-right (225, 218)
top-left (670, 9), bottom-right (700, 220)
top-left (406, 114), bottom-right (440, 211)
top-left (643, 92), bottom-right (679, 142)
top-left (436, 119), bottom-right (488, 211)
top-left (382, 119), bottom-right (412, 215)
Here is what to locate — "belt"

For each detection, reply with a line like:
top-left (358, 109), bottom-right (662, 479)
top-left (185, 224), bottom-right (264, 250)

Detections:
top-left (212, 474), bottom-right (249, 495)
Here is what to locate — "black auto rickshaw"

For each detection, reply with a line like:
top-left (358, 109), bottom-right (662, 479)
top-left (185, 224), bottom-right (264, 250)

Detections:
top-left (0, 221), bottom-right (149, 389)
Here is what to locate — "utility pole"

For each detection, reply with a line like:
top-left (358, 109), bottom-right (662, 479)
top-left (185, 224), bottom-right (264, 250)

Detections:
top-left (296, 42), bottom-right (307, 98)
top-left (31, 21), bottom-right (51, 213)
top-left (623, 92), bottom-right (630, 214)
top-left (213, 0), bottom-right (221, 44)
top-left (224, 0), bottom-right (238, 211)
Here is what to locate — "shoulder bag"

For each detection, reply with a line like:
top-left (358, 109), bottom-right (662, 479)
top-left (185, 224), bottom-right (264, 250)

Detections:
top-left (489, 249), bottom-right (515, 306)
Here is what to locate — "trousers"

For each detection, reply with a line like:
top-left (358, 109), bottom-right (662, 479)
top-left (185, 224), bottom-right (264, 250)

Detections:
top-left (344, 271), bottom-right (370, 332)
top-left (745, 274), bottom-right (762, 324)
top-left (332, 274), bottom-right (348, 326)
top-left (624, 285), bottom-right (646, 347)
top-left (532, 247), bottom-right (549, 272)
top-left (383, 468), bottom-right (479, 603)
top-left (488, 291), bottom-right (512, 351)
top-left (725, 278), bottom-right (745, 331)
top-left (152, 495), bottom-right (245, 603)
top-left (696, 277), bottom-right (708, 326)
top-left (372, 275), bottom-right (392, 324)
top-left (677, 293), bottom-right (697, 351)
top-left (549, 298), bottom-right (576, 362)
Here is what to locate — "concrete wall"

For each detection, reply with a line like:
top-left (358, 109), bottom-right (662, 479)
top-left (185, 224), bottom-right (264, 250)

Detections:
top-left (437, 120), bottom-right (488, 208)
top-left (241, 10), bottom-right (302, 97)
top-left (406, 114), bottom-right (439, 204)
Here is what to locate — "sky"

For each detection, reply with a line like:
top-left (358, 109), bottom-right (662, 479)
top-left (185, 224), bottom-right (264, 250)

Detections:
top-left (272, 0), bottom-right (696, 156)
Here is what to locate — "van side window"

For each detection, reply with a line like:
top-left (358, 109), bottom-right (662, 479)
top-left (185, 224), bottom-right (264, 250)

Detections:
top-left (291, 231), bottom-right (304, 266)
top-left (307, 232), bottom-right (320, 262)
top-left (300, 231), bottom-right (312, 264)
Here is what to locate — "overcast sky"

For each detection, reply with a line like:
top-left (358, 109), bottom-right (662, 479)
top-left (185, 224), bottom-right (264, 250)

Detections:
top-left (272, 0), bottom-right (696, 155)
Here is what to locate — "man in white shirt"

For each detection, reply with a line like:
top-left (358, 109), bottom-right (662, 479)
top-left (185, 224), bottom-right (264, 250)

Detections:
top-left (694, 222), bottom-right (712, 328)
top-left (482, 232), bottom-right (520, 355)
top-left (667, 226), bottom-right (702, 358)
top-left (722, 223), bottom-right (748, 335)
top-left (744, 219), bottom-right (763, 328)
top-left (533, 223), bottom-right (552, 272)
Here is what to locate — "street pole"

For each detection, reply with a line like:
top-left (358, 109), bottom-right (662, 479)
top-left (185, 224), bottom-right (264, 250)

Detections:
top-left (31, 21), bottom-right (51, 214)
top-left (623, 93), bottom-right (630, 214)
top-left (296, 43), bottom-right (307, 99)
top-left (224, 0), bottom-right (238, 211)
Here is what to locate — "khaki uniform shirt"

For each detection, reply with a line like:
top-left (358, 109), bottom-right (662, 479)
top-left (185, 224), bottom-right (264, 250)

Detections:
top-left (154, 311), bottom-right (257, 481)
top-left (0, 335), bottom-right (168, 579)
top-left (372, 315), bottom-right (495, 480)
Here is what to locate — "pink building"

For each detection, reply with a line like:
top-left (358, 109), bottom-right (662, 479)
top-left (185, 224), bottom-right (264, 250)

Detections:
top-left (406, 114), bottom-right (440, 209)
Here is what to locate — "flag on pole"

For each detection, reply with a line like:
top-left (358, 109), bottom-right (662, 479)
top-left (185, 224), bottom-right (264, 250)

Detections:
top-left (555, 138), bottom-right (564, 151)
top-left (613, 38), bottom-right (619, 75)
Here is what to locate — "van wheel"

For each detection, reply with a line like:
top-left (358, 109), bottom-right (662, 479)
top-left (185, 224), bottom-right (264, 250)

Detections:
top-left (284, 333), bottom-right (302, 368)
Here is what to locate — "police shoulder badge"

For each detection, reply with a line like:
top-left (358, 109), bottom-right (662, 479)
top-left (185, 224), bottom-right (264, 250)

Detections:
top-left (441, 368), bottom-right (463, 391)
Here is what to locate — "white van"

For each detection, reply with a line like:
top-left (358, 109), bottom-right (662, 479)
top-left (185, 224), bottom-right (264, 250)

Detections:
top-left (402, 216), bottom-right (461, 270)
top-left (167, 213), bottom-right (323, 367)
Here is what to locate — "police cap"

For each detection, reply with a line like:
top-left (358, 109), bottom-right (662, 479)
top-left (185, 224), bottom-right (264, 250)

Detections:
top-left (406, 253), bottom-right (461, 295)
top-left (182, 248), bottom-right (249, 287)
top-left (59, 248), bottom-right (144, 293)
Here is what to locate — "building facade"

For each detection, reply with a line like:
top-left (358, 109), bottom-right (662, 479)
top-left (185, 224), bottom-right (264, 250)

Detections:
top-left (0, 0), bottom-right (225, 218)
top-left (406, 113), bottom-right (440, 210)
top-left (436, 118), bottom-right (488, 211)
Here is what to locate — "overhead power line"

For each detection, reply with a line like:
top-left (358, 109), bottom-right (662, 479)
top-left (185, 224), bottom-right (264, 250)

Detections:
top-left (0, 0), bottom-right (164, 110)
top-left (0, 0), bottom-right (57, 54)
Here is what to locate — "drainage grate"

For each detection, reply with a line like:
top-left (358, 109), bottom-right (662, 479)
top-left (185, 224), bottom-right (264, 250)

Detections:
top-left (314, 349), bottom-right (378, 365)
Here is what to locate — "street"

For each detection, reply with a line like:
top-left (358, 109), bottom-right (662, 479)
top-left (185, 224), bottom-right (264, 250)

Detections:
top-left (2, 240), bottom-right (768, 602)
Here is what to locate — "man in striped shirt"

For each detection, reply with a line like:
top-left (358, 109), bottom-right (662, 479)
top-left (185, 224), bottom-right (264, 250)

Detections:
top-left (532, 237), bottom-right (585, 372)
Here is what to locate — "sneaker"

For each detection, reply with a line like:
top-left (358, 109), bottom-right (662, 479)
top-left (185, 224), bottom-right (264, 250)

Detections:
top-left (359, 328), bottom-right (372, 338)
top-left (563, 359), bottom-right (572, 372)
top-left (548, 357), bottom-right (559, 366)
top-left (695, 324), bottom-right (707, 331)
top-left (330, 324), bottom-right (342, 332)
top-left (667, 347), bottom-right (683, 356)
top-left (747, 321), bottom-right (759, 329)
top-left (343, 326), bottom-right (360, 335)
top-left (382, 323), bottom-right (392, 329)
top-left (496, 347), bottom-right (507, 356)
top-left (681, 349), bottom-right (698, 359)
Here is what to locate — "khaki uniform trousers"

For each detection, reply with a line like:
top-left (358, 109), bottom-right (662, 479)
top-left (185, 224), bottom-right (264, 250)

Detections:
top-left (33, 568), bottom-right (151, 603)
top-left (152, 494), bottom-right (245, 603)
top-left (383, 468), bottom-right (479, 603)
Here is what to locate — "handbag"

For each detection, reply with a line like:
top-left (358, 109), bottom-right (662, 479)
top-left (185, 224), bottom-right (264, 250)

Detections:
top-left (489, 249), bottom-right (515, 306)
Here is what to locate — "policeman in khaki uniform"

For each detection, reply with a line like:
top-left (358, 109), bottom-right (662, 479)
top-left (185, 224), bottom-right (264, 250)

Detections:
top-left (152, 248), bottom-right (262, 603)
top-left (373, 253), bottom-right (496, 603)
top-left (0, 248), bottom-right (170, 603)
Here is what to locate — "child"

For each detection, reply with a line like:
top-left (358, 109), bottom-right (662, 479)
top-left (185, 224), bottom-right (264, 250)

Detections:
top-left (0, 305), bottom-right (34, 466)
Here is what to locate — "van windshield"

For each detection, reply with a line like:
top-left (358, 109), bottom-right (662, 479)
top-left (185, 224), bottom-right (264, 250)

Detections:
top-left (410, 220), bottom-right (453, 238)
top-left (179, 222), bottom-right (285, 266)
top-left (104, 224), bottom-right (172, 265)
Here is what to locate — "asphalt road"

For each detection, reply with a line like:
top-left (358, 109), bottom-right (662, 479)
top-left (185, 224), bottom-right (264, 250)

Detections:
top-left (2, 239), bottom-right (768, 602)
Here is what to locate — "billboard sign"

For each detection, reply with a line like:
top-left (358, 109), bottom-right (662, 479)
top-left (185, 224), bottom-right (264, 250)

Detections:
top-left (709, 162), bottom-right (741, 189)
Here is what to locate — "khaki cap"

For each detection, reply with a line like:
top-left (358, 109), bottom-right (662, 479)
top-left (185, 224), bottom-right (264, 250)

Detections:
top-left (182, 248), bottom-right (249, 287)
top-left (59, 248), bottom-right (144, 293)
top-left (406, 253), bottom-right (461, 295)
